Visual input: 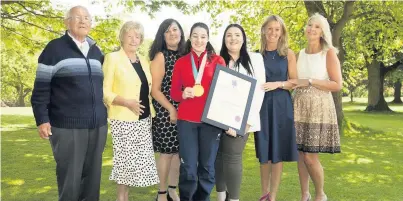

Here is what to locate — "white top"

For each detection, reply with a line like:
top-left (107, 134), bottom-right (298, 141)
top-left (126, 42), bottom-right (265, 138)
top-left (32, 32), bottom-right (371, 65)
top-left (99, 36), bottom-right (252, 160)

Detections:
top-left (297, 48), bottom-right (329, 80)
top-left (229, 52), bottom-right (266, 132)
top-left (68, 31), bottom-right (90, 57)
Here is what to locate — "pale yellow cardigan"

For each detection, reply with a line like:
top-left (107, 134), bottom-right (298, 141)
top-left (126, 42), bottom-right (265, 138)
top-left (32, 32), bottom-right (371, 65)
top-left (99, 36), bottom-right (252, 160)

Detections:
top-left (102, 48), bottom-right (155, 121)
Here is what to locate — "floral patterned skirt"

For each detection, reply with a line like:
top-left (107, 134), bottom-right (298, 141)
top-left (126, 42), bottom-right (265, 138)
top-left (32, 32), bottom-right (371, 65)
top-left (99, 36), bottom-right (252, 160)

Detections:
top-left (293, 86), bottom-right (340, 153)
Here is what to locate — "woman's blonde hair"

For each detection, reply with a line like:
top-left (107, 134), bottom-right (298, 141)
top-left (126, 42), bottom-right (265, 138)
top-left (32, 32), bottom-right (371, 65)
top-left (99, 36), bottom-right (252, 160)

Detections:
top-left (119, 21), bottom-right (144, 46)
top-left (260, 15), bottom-right (289, 57)
top-left (306, 13), bottom-right (337, 53)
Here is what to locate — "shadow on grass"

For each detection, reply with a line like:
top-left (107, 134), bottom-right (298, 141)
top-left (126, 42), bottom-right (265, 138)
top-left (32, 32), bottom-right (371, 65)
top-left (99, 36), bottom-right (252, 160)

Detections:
top-left (2, 114), bottom-right (403, 200)
top-left (1, 115), bottom-right (160, 201)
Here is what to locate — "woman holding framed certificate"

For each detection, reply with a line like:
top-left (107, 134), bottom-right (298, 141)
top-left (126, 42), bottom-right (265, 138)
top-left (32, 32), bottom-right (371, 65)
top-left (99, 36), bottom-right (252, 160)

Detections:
top-left (170, 22), bottom-right (226, 201)
top-left (214, 24), bottom-right (266, 201)
top-left (255, 15), bottom-right (299, 201)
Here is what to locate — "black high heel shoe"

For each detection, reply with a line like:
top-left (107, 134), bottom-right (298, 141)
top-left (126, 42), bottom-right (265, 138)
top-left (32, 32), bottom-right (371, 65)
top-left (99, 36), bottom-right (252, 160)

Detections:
top-left (167, 186), bottom-right (176, 201)
top-left (156, 190), bottom-right (168, 201)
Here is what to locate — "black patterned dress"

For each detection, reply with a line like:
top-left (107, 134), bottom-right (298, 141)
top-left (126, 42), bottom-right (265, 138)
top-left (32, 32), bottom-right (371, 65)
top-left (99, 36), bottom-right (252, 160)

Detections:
top-left (152, 49), bottom-right (180, 154)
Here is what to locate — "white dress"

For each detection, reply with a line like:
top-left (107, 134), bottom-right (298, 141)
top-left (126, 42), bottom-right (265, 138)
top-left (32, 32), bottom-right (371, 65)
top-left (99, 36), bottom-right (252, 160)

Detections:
top-left (293, 48), bottom-right (340, 153)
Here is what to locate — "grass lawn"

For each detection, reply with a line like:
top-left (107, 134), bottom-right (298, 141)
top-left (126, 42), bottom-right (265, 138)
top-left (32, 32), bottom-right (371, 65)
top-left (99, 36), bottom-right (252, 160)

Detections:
top-left (1, 102), bottom-right (403, 201)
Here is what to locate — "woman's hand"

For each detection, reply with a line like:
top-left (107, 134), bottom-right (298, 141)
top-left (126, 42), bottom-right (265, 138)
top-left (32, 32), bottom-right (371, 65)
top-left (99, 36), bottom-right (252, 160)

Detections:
top-left (125, 99), bottom-right (145, 115)
top-left (225, 128), bottom-right (237, 137)
top-left (289, 79), bottom-right (309, 89)
top-left (182, 87), bottom-right (194, 99)
top-left (245, 124), bottom-right (251, 134)
top-left (262, 82), bottom-right (280, 92)
top-left (168, 108), bottom-right (178, 124)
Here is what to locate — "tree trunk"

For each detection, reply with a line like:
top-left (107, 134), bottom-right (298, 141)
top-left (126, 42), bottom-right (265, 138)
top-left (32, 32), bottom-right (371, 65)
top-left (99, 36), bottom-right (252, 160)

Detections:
top-left (16, 95), bottom-right (26, 107)
top-left (332, 33), bottom-right (345, 132)
top-left (392, 80), bottom-right (402, 103)
top-left (365, 62), bottom-right (392, 111)
top-left (14, 84), bottom-right (28, 107)
top-left (350, 90), bottom-right (354, 102)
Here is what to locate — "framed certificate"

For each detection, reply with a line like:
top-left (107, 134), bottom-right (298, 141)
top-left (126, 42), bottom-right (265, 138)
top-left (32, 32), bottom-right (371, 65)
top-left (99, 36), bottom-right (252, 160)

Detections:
top-left (201, 64), bottom-right (257, 136)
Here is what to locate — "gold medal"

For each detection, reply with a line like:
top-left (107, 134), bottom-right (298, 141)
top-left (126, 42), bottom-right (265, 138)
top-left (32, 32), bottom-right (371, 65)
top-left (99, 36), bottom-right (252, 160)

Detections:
top-left (193, 84), bottom-right (204, 97)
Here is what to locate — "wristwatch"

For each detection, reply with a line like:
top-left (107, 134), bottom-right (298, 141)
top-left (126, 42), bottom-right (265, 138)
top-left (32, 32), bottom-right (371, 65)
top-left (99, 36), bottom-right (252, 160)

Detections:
top-left (308, 79), bottom-right (313, 86)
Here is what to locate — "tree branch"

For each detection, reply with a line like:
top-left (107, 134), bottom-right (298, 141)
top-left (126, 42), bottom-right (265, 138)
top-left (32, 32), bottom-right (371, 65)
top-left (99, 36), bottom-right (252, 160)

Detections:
top-left (0, 1), bottom-right (19, 5)
top-left (1, 12), bottom-right (28, 19)
top-left (304, 1), bottom-right (336, 27)
top-left (384, 60), bottom-right (403, 74)
top-left (16, 2), bottom-right (63, 19)
top-left (352, 9), bottom-right (395, 21)
top-left (332, 1), bottom-right (355, 47)
top-left (304, 1), bottom-right (328, 18)
top-left (23, 88), bottom-right (32, 97)
top-left (7, 17), bottom-right (62, 35)
top-left (279, 1), bottom-right (300, 15)
top-left (0, 24), bottom-right (44, 46)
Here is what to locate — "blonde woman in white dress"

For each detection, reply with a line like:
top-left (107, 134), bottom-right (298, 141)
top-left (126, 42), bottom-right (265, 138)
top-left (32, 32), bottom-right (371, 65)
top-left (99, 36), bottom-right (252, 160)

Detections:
top-left (290, 13), bottom-right (342, 201)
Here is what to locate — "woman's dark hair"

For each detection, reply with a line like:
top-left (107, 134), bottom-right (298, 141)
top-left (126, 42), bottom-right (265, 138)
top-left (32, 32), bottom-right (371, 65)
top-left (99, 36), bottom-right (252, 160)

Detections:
top-left (220, 24), bottom-right (254, 75)
top-left (184, 22), bottom-right (215, 61)
top-left (149, 18), bottom-right (186, 60)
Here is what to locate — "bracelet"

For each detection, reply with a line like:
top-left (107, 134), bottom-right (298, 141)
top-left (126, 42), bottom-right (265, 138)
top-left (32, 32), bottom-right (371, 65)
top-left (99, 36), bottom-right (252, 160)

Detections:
top-left (281, 82), bottom-right (285, 89)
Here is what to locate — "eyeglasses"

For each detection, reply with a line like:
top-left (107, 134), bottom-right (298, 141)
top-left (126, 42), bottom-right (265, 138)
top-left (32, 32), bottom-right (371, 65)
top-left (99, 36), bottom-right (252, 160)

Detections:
top-left (68, 16), bottom-right (92, 22)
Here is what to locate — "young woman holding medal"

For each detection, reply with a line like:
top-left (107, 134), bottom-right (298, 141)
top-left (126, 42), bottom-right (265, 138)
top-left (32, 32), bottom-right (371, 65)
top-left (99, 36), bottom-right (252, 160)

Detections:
top-left (214, 24), bottom-right (266, 201)
top-left (255, 15), bottom-right (298, 201)
top-left (170, 22), bottom-right (226, 201)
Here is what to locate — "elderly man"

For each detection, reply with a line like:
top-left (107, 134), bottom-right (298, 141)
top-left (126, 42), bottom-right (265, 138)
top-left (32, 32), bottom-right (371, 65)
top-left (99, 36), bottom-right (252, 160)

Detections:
top-left (31, 6), bottom-right (107, 201)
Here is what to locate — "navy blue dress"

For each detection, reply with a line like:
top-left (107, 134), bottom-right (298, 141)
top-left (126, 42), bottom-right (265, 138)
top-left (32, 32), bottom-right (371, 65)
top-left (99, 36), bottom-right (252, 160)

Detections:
top-left (254, 50), bottom-right (298, 163)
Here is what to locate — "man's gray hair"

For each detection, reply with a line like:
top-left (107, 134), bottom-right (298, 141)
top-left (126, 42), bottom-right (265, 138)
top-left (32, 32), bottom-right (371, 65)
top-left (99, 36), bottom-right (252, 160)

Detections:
top-left (65, 5), bottom-right (91, 20)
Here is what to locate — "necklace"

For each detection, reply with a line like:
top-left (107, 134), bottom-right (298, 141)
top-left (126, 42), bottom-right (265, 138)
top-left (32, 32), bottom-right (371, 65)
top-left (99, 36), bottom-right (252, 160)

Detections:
top-left (228, 60), bottom-right (240, 72)
top-left (268, 51), bottom-right (277, 60)
top-left (129, 56), bottom-right (139, 63)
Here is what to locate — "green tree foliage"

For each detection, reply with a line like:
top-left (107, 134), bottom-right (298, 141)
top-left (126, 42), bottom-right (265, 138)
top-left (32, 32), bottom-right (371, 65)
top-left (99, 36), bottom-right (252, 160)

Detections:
top-left (196, 0), bottom-right (403, 115)
top-left (1, 1), bottom-right (66, 106)
top-left (0, 1), bottom-right (162, 106)
top-left (91, 17), bottom-right (123, 53)
top-left (194, 1), bottom-right (307, 51)
top-left (1, 42), bottom-right (36, 106)
top-left (350, 1), bottom-right (403, 111)
top-left (108, 0), bottom-right (191, 17)
top-left (195, 0), bottom-right (355, 129)
top-left (1, 1), bottom-right (65, 52)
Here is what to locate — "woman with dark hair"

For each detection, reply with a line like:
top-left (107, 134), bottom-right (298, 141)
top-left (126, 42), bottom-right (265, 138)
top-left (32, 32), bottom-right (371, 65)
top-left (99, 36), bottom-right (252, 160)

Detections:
top-left (215, 24), bottom-right (266, 201)
top-left (170, 22), bottom-right (226, 201)
top-left (149, 18), bottom-right (185, 201)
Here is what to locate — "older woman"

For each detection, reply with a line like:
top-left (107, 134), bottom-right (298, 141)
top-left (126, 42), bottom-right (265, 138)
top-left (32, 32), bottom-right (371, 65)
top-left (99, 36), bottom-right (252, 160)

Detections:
top-left (103, 21), bottom-right (159, 201)
top-left (291, 13), bottom-right (342, 201)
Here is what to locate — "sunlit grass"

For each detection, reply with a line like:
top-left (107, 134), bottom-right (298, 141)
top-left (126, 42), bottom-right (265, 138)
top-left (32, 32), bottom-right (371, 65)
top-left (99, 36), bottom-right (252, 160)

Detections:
top-left (2, 101), bottom-right (403, 200)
